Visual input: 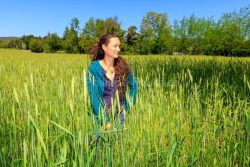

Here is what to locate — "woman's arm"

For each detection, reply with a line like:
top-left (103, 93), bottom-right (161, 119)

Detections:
top-left (87, 71), bottom-right (109, 124)
top-left (128, 72), bottom-right (138, 104)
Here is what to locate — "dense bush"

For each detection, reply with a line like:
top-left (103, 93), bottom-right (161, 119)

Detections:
top-left (29, 38), bottom-right (44, 53)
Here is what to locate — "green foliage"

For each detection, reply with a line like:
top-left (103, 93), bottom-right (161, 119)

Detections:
top-left (29, 38), bottom-right (44, 53)
top-left (44, 33), bottom-right (62, 53)
top-left (82, 16), bottom-right (125, 39)
top-left (63, 18), bottom-right (80, 53)
top-left (0, 40), bottom-right (9, 48)
top-left (7, 40), bottom-right (16, 48)
top-left (3, 4), bottom-right (250, 56)
top-left (82, 17), bottom-right (96, 38)
top-left (125, 26), bottom-right (140, 54)
top-left (78, 35), bottom-right (94, 54)
top-left (79, 16), bottom-right (126, 54)
top-left (0, 37), bottom-right (20, 48)
top-left (139, 12), bottom-right (173, 54)
top-left (21, 35), bottom-right (35, 50)
top-left (63, 29), bottom-right (79, 53)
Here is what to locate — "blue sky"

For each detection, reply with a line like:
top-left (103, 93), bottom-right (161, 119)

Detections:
top-left (1, 0), bottom-right (249, 37)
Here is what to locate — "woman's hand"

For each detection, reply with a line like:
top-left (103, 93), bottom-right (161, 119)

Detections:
top-left (106, 123), bottom-right (117, 133)
top-left (105, 123), bottom-right (111, 130)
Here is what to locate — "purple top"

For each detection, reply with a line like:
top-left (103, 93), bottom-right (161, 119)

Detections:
top-left (102, 68), bottom-right (117, 109)
top-left (102, 68), bottom-right (125, 125)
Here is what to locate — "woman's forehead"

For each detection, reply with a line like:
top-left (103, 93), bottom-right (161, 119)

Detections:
top-left (108, 37), bottom-right (120, 44)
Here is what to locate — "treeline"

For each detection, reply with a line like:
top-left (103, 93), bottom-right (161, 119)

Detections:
top-left (4, 5), bottom-right (250, 56)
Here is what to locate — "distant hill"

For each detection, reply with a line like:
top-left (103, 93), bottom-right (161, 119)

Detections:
top-left (0, 37), bottom-right (19, 41)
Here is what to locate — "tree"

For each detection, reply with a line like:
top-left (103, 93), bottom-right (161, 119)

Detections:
top-left (82, 17), bottom-right (96, 38)
top-left (79, 16), bottom-right (126, 54)
top-left (172, 17), bottom-right (191, 54)
top-left (139, 12), bottom-right (173, 54)
top-left (71, 18), bottom-right (80, 34)
top-left (126, 26), bottom-right (140, 54)
top-left (188, 15), bottom-right (213, 54)
top-left (126, 26), bottom-right (138, 45)
top-left (79, 17), bottom-right (97, 53)
top-left (44, 33), bottom-right (62, 53)
top-left (104, 17), bottom-right (125, 37)
top-left (20, 35), bottom-right (35, 50)
top-left (203, 22), bottom-right (223, 55)
top-left (79, 35), bottom-right (94, 54)
top-left (219, 13), bottom-right (243, 56)
top-left (63, 18), bottom-right (80, 53)
top-left (29, 38), bottom-right (44, 53)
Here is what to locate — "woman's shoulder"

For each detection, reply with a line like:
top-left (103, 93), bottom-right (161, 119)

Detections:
top-left (90, 60), bottom-right (100, 66)
top-left (88, 60), bottom-right (100, 69)
top-left (88, 60), bottom-right (102, 76)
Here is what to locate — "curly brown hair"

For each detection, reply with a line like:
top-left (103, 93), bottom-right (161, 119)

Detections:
top-left (90, 34), bottom-right (130, 99)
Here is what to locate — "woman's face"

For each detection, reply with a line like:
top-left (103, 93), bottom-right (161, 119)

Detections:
top-left (102, 37), bottom-right (121, 59)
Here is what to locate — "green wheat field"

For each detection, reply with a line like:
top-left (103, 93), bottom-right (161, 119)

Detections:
top-left (0, 48), bottom-right (250, 166)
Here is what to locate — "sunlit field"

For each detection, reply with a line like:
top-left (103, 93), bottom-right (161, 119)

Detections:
top-left (0, 49), bottom-right (249, 166)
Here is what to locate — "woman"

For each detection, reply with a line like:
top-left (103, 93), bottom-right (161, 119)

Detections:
top-left (87, 34), bottom-right (138, 130)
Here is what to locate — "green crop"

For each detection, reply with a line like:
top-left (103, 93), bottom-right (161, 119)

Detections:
top-left (0, 49), bottom-right (249, 166)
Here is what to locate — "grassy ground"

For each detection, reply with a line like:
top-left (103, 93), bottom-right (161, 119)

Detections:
top-left (0, 48), bottom-right (249, 166)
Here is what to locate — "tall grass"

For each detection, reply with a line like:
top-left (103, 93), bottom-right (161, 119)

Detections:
top-left (0, 49), bottom-right (249, 166)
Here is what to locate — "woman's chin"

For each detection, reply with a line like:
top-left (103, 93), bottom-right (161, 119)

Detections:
top-left (113, 54), bottom-right (119, 58)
